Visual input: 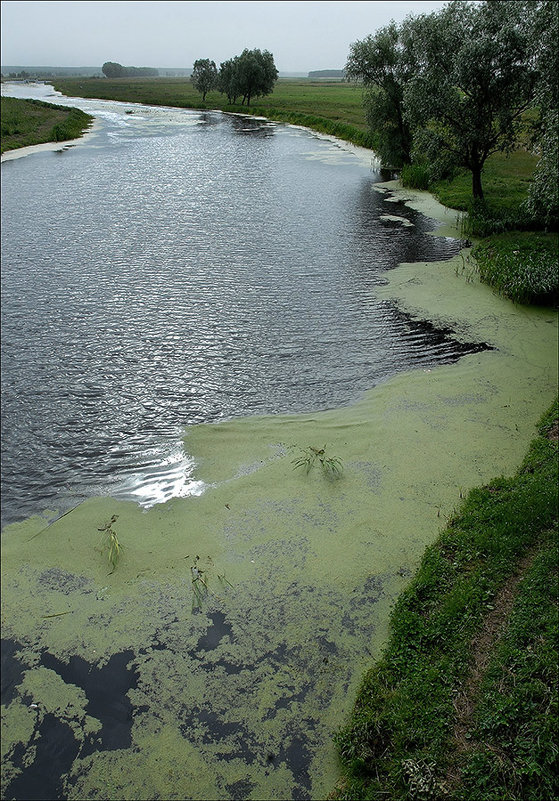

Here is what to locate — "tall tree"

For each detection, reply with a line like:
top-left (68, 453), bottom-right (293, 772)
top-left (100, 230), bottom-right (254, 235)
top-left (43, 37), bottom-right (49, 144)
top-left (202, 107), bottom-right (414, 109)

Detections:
top-left (102, 61), bottom-right (124, 78)
top-left (235, 49), bottom-right (278, 106)
top-left (523, 0), bottom-right (559, 228)
top-left (404, 0), bottom-right (536, 199)
top-left (191, 58), bottom-right (218, 101)
top-left (345, 21), bottom-right (417, 167)
top-left (218, 58), bottom-right (241, 104)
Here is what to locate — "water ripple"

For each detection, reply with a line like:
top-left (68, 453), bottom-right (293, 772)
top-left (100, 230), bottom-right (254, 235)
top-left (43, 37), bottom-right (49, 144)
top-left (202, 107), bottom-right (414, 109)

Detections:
top-left (1, 85), bottom-right (487, 527)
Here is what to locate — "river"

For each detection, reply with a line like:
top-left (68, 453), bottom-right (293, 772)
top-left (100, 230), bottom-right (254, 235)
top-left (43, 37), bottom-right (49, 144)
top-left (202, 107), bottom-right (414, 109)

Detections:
top-left (4, 84), bottom-right (556, 801)
top-left (1, 82), bottom-right (482, 529)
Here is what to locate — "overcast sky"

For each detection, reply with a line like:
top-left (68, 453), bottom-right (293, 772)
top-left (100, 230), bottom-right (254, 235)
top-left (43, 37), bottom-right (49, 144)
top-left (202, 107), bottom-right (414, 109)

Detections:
top-left (1, 1), bottom-right (449, 73)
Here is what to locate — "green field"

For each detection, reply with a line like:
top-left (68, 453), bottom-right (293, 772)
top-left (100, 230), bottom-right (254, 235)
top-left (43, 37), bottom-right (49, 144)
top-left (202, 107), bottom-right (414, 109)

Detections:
top-left (1, 95), bottom-right (93, 153)
top-left (52, 76), bottom-right (367, 126)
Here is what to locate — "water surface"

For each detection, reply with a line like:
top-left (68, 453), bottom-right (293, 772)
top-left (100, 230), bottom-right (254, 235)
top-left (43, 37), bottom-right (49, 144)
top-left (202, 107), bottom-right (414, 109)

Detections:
top-left (1, 83), bottom-right (481, 527)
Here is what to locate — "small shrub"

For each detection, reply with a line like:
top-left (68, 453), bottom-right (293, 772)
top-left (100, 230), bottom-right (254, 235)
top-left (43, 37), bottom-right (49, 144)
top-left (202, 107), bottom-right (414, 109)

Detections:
top-left (472, 232), bottom-right (559, 305)
top-left (401, 163), bottom-right (431, 190)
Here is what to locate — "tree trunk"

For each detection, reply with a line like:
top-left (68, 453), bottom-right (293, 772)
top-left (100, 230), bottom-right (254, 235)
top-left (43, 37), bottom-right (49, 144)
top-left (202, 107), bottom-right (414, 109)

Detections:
top-left (472, 164), bottom-right (484, 199)
top-left (395, 103), bottom-right (411, 165)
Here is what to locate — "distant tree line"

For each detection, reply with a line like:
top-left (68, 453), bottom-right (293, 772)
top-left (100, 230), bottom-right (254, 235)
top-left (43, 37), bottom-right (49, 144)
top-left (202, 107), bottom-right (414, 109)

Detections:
top-left (308, 70), bottom-right (345, 79)
top-left (346, 0), bottom-right (557, 225)
top-left (102, 62), bottom-right (159, 78)
top-left (191, 49), bottom-right (278, 106)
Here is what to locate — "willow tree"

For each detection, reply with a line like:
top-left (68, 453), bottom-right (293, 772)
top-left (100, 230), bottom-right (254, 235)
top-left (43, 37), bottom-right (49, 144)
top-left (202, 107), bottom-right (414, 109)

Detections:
top-left (191, 59), bottom-right (218, 101)
top-left (523, 0), bottom-right (559, 228)
top-left (345, 21), bottom-right (417, 167)
top-left (235, 49), bottom-right (278, 107)
top-left (218, 57), bottom-right (241, 104)
top-left (404, 0), bottom-right (536, 199)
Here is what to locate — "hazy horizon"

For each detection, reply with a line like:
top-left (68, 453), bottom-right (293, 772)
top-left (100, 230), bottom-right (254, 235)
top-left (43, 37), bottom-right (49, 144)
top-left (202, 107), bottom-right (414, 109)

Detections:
top-left (1, 1), bottom-right (449, 74)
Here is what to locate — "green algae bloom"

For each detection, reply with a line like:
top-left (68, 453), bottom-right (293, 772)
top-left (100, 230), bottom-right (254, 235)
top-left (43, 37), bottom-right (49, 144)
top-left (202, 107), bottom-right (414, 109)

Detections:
top-left (1, 183), bottom-right (557, 800)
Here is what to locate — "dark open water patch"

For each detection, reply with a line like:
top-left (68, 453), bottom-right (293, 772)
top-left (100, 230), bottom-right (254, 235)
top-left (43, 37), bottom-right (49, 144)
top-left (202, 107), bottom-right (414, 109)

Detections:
top-left (6, 714), bottom-right (81, 801)
top-left (1, 639), bottom-right (139, 801)
top-left (39, 649), bottom-right (139, 755)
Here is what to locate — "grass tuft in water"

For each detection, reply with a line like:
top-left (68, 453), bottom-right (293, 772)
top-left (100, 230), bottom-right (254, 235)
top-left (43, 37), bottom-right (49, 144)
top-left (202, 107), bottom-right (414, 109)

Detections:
top-left (190, 556), bottom-right (209, 611)
top-left (97, 515), bottom-right (122, 574)
top-left (291, 445), bottom-right (343, 478)
top-left (188, 555), bottom-right (233, 611)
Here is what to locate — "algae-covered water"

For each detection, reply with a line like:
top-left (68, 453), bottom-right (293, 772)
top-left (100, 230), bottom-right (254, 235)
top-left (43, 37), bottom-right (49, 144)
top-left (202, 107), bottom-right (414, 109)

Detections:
top-left (1, 87), bottom-right (558, 801)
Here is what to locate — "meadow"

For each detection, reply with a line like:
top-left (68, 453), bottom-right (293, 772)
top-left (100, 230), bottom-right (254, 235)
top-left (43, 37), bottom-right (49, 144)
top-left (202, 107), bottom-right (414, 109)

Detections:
top-left (0, 95), bottom-right (92, 153)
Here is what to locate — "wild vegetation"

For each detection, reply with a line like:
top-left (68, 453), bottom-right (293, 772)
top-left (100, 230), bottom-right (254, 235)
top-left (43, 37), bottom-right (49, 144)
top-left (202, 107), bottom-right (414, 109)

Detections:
top-left (333, 399), bottom-right (558, 801)
top-left (291, 445), bottom-right (344, 478)
top-left (0, 96), bottom-right (93, 153)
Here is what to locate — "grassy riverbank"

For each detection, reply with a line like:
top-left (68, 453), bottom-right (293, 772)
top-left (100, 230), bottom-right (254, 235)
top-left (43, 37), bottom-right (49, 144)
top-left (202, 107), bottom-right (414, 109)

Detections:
top-left (0, 96), bottom-right (93, 153)
top-left (405, 150), bottom-right (559, 306)
top-left (51, 75), bottom-right (375, 149)
top-left (334, 398), bottom-right (558, 801)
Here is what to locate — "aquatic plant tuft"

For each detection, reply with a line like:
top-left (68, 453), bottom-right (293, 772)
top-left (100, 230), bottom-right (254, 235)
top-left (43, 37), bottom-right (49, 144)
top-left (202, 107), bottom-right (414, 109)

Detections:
top-left (291, 445), bottom-right (343, 478)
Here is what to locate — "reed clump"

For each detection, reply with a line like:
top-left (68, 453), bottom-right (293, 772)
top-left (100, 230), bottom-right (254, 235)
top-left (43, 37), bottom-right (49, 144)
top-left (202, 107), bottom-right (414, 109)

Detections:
top-left (291, 445), bottom-right (343, 478)
top-left (97, 515), bottom-right (122, 573)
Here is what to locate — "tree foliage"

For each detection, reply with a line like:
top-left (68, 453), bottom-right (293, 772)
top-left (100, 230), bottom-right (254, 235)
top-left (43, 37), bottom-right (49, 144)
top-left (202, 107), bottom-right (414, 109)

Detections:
top-left (190, 49), bottom-right (278, 107)
top-left (217, 49), bottom-right (278, 106)
top-left (217, 58), bottom-right (241, 104)
top-left (345, 21), bottom-right (416, 167)
top-left (191, 58), bottom-right (218, 101)
top-left (523, 0), bottom-right (559, 228)
top-left (102, 62), bottom-right (158, 78)
top-left (102, 61), bottom-right (124, 78)
top-left (404, 1), bottom-right (536, 199)
top-left (347, 0), bottom-right (557, 208)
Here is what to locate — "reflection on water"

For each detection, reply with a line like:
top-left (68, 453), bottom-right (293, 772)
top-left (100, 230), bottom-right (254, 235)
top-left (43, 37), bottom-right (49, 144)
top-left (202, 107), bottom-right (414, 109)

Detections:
top-left (1, 84), bottom-right (485, 527)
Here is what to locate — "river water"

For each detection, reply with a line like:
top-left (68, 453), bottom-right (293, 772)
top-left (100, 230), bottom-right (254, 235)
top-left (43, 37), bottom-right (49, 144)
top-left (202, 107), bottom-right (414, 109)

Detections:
top-left (1, 83), bottom-right (483, 529)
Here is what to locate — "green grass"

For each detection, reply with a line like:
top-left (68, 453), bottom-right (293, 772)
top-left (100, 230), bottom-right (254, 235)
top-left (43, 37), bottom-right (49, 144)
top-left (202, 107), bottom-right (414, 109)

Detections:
top-left (472, 232), bottom-right (559, 306)
top-left (431, 150), bottom-right (538, 217)
top-left (1, 96), bottom-right (93, 153)
top-left (424, 149), bottom-right (557, 306)
top-left (459, 542), bottom-right (558, 801)
top-left (334, 399), bottom-right (558, 801)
